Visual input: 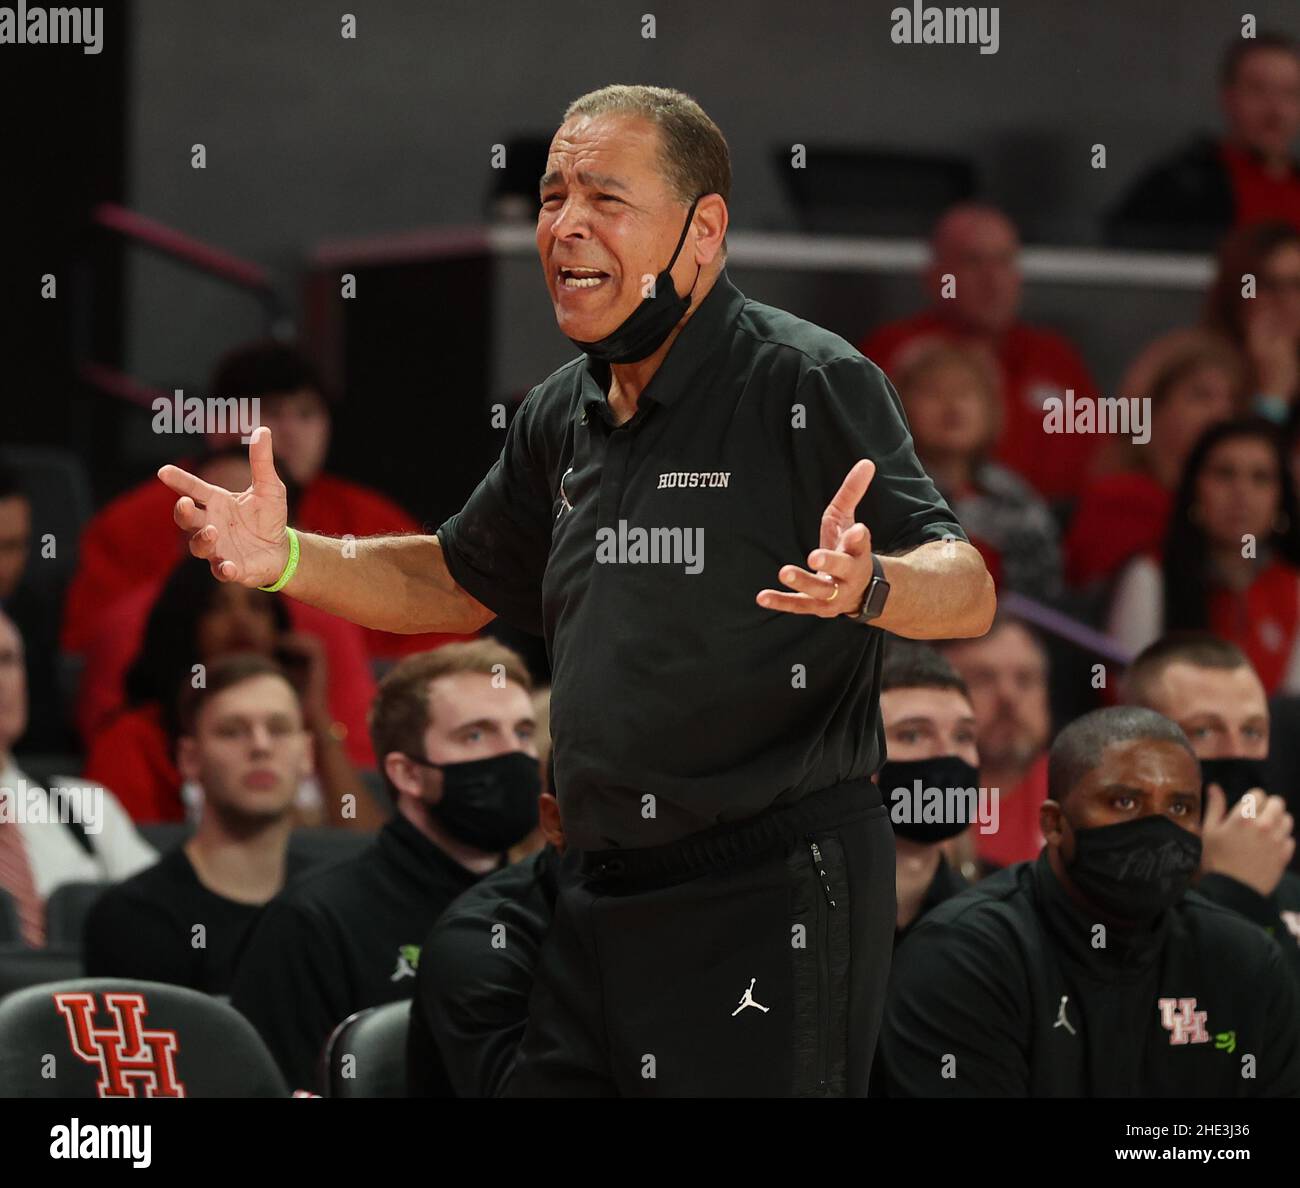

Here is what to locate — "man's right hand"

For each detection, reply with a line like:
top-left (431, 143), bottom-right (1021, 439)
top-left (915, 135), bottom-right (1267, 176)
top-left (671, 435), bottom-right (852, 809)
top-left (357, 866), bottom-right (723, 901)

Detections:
top-left (158, 426), bottom-right (291, 588)
top-left (1201, 783), bottom-right (1296, 898)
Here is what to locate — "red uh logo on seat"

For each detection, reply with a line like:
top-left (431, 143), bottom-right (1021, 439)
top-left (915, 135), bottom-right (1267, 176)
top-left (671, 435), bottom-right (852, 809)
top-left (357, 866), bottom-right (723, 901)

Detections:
top-left (53, 992), bottom-right (184, 1098)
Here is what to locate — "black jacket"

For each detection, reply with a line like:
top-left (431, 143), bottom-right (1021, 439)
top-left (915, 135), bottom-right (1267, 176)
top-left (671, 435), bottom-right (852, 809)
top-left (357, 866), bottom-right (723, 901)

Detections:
top-left (1105, 135), bottom-right (1235, 251)
top-left (881, 851), bottom-right (1300, 1096)
top-left (1199, 869), bottom-right (1300, 991)
top-left (229, 814), bottom-right (483, 1092)
top-left (407, 845), bottom-right (559, 1097)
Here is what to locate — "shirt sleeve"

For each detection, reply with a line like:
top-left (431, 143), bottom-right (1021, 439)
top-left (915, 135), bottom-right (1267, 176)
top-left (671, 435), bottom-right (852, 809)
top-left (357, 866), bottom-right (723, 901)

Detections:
top-left (229, 899), bottom-right (351, 1093)
top-left (792, 356), bottom-right (968, 556)
top-left (413, 911), bottom-right (534, 1098)
top-left (880, 915), bottom-right (1030, 1097)
top-left (1255, 940), bottom-right (1300, 1097)
top-left (435, 389), bottom-right (555, 636)
top-left (1198, 874), bottom-right (1300, 992)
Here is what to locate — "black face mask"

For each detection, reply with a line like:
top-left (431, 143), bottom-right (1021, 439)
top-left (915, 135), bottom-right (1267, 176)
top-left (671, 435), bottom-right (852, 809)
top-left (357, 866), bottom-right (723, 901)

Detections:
top-left (1066, 815), bottom-right (1202, 922)
top-left (879, 755), bottom-right (983, 844)
top-left (567, 197), bottom-right (702, 364)
top-left (1198, 756), bottom-right (1268, 812)
top-left (405, 750), bottom-right (540, 852)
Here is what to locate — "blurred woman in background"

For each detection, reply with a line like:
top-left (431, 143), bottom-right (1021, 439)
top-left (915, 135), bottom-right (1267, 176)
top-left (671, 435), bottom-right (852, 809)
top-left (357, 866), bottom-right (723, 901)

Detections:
top-left (1108, 417), bottom-right (1300, 693)
top-left (1066, 328), bottom-right (1243, 591)
top-left (83, 557), bottom-right (378, 827)
top-left (896, 342), bottom-right (1063, 601)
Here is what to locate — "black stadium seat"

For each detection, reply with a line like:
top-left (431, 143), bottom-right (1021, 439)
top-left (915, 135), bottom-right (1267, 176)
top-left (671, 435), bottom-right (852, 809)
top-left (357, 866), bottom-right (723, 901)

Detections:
top-left (0, 889), bottom-right (18, 945)
top-left (135, 822), bottom-right (190, 852)
top-left (44, 881), bottom-right (110, 947)
top-left (0, 945), bottom-right (83, 997)
top-left (322, 1001), bottom-right (410, 1098)
top-left (0, 978), bottom-right (288, 1097)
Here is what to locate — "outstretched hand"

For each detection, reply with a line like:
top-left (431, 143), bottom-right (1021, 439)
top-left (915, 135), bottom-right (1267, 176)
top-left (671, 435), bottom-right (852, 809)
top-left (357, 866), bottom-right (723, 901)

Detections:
top-left (158, 426), bottom-right (291, 587)
top-left (757, 458), bottom-right (876, 618)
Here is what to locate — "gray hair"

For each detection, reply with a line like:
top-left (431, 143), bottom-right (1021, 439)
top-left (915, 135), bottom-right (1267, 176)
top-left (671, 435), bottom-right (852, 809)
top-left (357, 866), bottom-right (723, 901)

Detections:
top-left (563, 85), bottom-right (731, 213)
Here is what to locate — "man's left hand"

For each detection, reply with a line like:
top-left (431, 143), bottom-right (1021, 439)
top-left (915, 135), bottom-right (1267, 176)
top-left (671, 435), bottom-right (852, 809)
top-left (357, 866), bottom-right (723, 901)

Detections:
top-left (756, 459), bottom-right (877, 618)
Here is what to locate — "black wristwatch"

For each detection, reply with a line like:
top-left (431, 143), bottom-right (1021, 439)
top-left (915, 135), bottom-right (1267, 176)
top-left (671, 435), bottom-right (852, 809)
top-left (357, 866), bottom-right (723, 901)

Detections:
top-left (847, 553), bottom-right (890, 623)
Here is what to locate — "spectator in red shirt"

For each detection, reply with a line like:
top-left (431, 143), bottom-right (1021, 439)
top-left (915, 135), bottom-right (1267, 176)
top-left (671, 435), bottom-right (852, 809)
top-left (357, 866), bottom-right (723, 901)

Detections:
top-left (84, 556), bottom-right (382, 829)
top-left (939, 614), bottom-right (1052, 874)
top-left (62, 339), bottom-right (464, 661)
top-left (895, 342), bottom-right (1062, 601)
top-left (859, 204), bottom-right (1100, 505)
top-left (1107, 32), bottom-right (1300, 250)
top-left (1066, 328), bottom-right (1243, 590)
top-left (1108, 418), bottom-right (1300, 694)
top-left (1204, 221), bottom-right (1300, 427)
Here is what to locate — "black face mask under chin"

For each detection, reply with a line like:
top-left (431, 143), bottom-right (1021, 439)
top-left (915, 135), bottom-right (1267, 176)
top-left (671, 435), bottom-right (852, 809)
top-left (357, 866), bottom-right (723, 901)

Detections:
top-left (1064, 814), bottom-right (1202, 922)
top-left (567, 197), bottom-right (703, 365)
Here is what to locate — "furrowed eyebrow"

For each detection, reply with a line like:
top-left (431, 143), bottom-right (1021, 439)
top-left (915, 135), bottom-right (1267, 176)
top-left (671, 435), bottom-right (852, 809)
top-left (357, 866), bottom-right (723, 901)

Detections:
top-left (539, 170), bottom-right (630, 194)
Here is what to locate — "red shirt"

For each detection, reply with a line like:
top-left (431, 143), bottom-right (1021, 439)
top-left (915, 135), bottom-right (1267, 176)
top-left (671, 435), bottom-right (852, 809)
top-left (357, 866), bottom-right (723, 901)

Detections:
top-left (1065, 471), bottom-right (1172, 588)
top-left (62, 471), bottom-right (467, 658)
top-left (976, 751), bottom-right (1048, 871)
top-left (82, 704), bottom-right (182, 823)
top-left (1221, 141), bottom-right (1300, 236)
top-left (1207, 557), bottom-right (1300, 695)
top-left (859, 311), bottom-right (1101, 502)
top-left (74, 576), bottom-right (377, 768)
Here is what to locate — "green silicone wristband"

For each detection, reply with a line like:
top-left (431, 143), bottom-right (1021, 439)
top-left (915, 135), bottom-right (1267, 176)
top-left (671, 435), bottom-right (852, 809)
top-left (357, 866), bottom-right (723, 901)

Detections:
top-left (258, 526), bottom-right (300, 593)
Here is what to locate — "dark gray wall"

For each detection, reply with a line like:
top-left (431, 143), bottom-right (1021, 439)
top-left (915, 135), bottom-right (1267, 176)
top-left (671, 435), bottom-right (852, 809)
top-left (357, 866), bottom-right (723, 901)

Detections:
top-left (126, 0), bottom-right (1300, 391)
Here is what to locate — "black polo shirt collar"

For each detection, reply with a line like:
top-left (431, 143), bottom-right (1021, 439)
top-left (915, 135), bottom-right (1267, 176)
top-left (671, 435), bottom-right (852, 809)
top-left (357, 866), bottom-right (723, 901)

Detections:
top-left (578, 269), bottom-right (747, 425)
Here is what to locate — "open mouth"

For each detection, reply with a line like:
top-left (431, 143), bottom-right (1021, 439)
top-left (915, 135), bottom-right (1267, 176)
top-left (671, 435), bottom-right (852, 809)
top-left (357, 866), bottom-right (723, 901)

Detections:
top-left (557, 266), bottom-right (610, 290)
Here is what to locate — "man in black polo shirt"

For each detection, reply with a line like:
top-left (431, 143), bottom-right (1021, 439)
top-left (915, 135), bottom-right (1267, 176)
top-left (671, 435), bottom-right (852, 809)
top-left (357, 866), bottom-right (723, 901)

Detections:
top-left (880, 706), bottom-right (1300, 1097)
top-left (160, 84), bottom-right (994, 1096)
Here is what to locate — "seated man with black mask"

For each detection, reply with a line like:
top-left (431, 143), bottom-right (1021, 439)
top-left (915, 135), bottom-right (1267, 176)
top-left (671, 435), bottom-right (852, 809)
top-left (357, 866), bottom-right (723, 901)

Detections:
top-left (230, 640), bottom-right (542, 1092)
top-left (878, 641), bottom-right (980, 941)
top-left (1123, 632), bottom-right (1300, 986)
top-left (880, 705), bottom-right (1300, 1097)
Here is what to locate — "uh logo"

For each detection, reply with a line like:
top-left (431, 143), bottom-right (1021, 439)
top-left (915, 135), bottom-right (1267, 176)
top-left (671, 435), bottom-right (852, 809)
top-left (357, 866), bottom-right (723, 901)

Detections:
top-left (54, 992), bottom-right (184, 1097)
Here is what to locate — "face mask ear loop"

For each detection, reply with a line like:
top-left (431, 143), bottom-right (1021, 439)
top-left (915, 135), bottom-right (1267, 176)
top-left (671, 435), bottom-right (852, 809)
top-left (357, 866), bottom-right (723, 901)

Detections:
top-left (665, 196), bottom-right (702, 276)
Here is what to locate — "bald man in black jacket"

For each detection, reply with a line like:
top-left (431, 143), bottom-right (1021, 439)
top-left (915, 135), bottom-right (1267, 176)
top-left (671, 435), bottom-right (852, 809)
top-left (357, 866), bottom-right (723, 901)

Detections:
top-left (881, 706), bottom-right (1300, 1097)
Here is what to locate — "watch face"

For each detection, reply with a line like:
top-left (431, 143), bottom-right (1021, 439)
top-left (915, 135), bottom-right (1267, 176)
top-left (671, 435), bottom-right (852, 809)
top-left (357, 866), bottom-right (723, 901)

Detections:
top-left (862, 577), bottom-right (890, 620)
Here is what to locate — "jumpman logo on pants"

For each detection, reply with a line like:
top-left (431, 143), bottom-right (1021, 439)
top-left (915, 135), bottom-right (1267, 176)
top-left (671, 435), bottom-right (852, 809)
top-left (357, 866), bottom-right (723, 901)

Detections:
top-left (731, 978), bottom-right (770, 1017)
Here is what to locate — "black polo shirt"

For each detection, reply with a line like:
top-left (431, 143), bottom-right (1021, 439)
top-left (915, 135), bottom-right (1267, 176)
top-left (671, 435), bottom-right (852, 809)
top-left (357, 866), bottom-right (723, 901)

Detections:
top-left (228, 814), bottom-right (484, 1092)
top-left (438, 269), bottom-right (967, 850)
